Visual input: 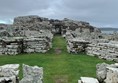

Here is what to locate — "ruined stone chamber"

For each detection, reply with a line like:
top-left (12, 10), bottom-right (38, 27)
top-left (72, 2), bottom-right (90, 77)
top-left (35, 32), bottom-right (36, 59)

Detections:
top-left (63, 18), bottom-right (100, 54)
top-left (0, 15), bottom-right (53, 55)
top-left (61, 18), bottom-right (118, 62)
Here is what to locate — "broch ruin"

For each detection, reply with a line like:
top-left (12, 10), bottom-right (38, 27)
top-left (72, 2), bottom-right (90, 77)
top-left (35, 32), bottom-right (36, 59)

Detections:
top-left (0, 15), bottom-right (118, 61)
top-left (0, 15), bottom-right (118, 83)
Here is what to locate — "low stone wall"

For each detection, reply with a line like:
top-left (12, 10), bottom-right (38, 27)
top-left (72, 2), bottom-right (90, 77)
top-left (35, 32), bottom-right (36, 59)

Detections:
top-left (86, 41), bottom-right (118, 62)
top-left (67, 38), bottom-right (90, 53)
top-left (65, 29), bottom-right (100, 54)
top-left (0, 37), bottom-right (23, 55)
top-left (65, 29), bottom-right (118, 62)
top-left (0, 35), bottom-right (53, 55)
top-left (24, 37), bottom-right (52, 53)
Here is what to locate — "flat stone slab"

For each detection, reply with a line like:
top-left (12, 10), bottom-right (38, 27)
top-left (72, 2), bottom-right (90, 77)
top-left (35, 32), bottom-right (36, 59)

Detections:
top-left (78, 77), bottom-right (99, 83)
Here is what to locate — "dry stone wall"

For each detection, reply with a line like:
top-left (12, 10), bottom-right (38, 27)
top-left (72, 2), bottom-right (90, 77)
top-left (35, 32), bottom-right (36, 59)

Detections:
top-left (67, 38), bottom-right (90, 53)
top-left (65, 26), bottom-right (118, 62)
top-left (0, 37), bottom-right (23, 55)
top-left (86, 41), bottom-right (118, 62)
top-left (24, 37), bottom-right (52, 53)
top-left (65, 27), bottom-right (100, 53)
top-left (0, 32), bottom-right (53, 55)
top-left (0, 16), bottom-right (54, 55)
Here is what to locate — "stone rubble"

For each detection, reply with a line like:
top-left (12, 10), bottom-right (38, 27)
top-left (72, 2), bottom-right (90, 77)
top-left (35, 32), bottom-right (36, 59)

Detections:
top-left (0, 64), bottom-right (43, 83)
top-left (0, 24), bottom-right (13, 37)
top-left (96, 63), bottom-right (118, 83)
top-left (0, 64), bottom-right (19, 83)
top-left (20, 64), bottom-right (43, 83)
top-left (78, 63), bottom-right (118, 83)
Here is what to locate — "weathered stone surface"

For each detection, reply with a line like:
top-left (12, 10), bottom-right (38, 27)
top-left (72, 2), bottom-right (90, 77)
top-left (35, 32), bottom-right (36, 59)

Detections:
top-left (13, 15), bottom-right (52, 37)
top-left (0, 64), bottom-right (19, 83)
top-left (20, 64), bottom-right (43, 83)
top-left (86, 41), bottom-right (118, 62)
top-left (0, 64), bottom-right (19, 77)
top-left (65, 25), bottom-right (101, 54)
top-left (0, 64), bottom-right (43, 83)
top-left (105, 67), bottom-right (118, 83)
top-left (96, 63), bottom-right (109, 82)
top-left (0, 24), bottom-right (13, 37)
top-left (0, 30), bottom-right (53, 55)
top-left (67, 38), bottom-right (90, 53)
top-left (78, 77), bottom-right (99, 83)
top-left (23, 35), bottom-right (52, 53)
top-left (96, 63), bottom-right (118, 83)
top-left (0, 37), bottom-right (23, 55)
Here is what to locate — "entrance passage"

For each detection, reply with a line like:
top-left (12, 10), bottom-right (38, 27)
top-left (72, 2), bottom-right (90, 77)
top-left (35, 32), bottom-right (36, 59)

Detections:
top-left (52, 35), bottom-right (67, 54)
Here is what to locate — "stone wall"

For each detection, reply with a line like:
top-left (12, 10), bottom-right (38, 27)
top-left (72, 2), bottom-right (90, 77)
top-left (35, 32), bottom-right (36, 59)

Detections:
top-left (0, 37), bottom-right (23, 55)
top-left (0, 33), bottom-right (53, 55)
top-left (65, 28), bottom-right (101, 53)
top-left (67, 38), bottom-right (90, 53)
top-left (0, 15), bottom-right (54, 55)
top-left (65, 27), bottom-right (118, 62)
top-left (24, 36), bottom-right (52, 53)
top-left (61, 18), bottom-right (97, 37)
top-left (13, 15), bottom-right (52, 37)
top-left (86, 41), bottom-right (118, 62)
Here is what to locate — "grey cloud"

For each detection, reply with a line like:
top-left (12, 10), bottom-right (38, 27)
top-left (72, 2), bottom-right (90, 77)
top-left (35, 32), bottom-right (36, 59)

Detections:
top-left (0, 0), bottom-right (52, 20)
top-left (0, 0), bottom-right (118, 27)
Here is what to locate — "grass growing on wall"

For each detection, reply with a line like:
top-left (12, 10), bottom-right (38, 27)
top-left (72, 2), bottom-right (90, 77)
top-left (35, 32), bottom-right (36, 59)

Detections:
top-left (0, 35), bottom-right (113, 83)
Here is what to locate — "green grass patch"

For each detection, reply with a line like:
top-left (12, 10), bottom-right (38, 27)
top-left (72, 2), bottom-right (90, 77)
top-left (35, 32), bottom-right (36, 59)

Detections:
top-left (0, 35), bottom-right (113, 83)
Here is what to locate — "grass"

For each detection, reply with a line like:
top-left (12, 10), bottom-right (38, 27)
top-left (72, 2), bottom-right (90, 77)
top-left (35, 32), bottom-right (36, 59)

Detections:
top-left (0, 35), bottom-right (113, 83)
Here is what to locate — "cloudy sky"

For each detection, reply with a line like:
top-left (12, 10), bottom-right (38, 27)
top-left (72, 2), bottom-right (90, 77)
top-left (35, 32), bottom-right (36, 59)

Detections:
top-left (0, 0), bottom-right (118, 27)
